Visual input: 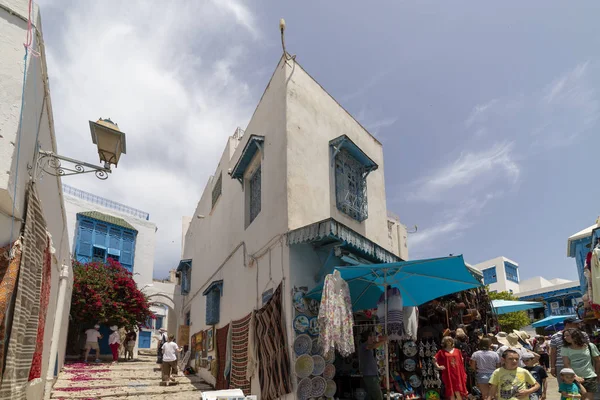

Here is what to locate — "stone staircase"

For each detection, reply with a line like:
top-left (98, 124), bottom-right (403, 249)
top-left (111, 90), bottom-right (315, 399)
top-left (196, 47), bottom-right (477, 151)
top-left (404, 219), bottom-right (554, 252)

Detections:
top-left (51, 355), bottom-right (211, 399)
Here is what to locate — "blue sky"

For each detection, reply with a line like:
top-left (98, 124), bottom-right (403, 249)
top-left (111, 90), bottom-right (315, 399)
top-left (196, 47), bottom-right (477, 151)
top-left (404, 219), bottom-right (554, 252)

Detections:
top-left (37, 1), bottom-right (599, 281)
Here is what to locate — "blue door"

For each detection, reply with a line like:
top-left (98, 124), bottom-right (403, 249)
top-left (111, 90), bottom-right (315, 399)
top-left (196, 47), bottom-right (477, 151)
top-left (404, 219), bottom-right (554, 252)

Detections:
top-left (139, 331), bottom-right (151, 348)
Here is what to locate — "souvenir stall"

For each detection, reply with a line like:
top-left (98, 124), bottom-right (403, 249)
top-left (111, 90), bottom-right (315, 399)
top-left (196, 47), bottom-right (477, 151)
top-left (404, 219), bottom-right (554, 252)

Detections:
top-left (292, 256), bottom-right (486, 400)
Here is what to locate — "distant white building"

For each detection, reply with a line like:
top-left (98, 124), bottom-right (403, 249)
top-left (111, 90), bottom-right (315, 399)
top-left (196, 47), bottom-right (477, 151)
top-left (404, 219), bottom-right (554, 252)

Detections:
top-left (62, 184), bottom-right (176, 352)
top-left (472, 256), bottom-right (581, 317)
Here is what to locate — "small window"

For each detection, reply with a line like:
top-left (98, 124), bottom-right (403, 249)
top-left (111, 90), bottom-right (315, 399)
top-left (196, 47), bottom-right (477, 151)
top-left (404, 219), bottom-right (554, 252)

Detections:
top-left (92, 246), bottom-right (106, 263)
top-left (248, 165), bottom-right (262, 224)
top-left (203, 281), bottom-right (223, 326)
top-left (212, 173), bottom-right (222, 208)
top-left (482, 266), bottom-right (497, 285)
top-left (505, 262), bottom-right (519, 283)
top-left (334, 149), bottom-right (368, 221)
top-left (185, 311), bottom-right (191, 326)
top-left (155, 315), bottom-right (164, 330)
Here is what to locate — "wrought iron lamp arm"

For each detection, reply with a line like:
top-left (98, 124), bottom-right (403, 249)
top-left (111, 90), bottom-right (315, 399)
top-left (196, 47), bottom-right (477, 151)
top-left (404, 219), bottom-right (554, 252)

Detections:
top-left (29, 150), bottom-right (111, 180)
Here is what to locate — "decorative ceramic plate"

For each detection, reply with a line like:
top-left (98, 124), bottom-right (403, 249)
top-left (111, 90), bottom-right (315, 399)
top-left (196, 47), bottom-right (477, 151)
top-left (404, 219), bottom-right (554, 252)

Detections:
top-left (308, 317), bottom-right (320, 336)
top-left (294, 334), bottom-right (312, 356)
top-left (297, 377), bottom-right (313, 400)
top-left (307, 298), bottom-right (320, 315)
top-left (295, 354), bottom-right (314, 379)
top-left (311, 376), bottom-right (327, 397)
top-left (312, 339), bottom-right (323, 355)
top-left (324, 379), bottom-right (337, 397)
top-left (403, 341), bottom-right (418, 357)
top-left (323, 363), bottom-right (336, 380)
top-left (294, 315), bottom-right (310, 334)
top-left (424, 390), bottom-right (441, 400)
top-left (294, 291), bottom-right (308, 314)
top-left (409, 374), bottom-right (422, 388)
top-left (324, 350), bottom-right (335, 364)
top-left (312, 355), bottom-right (326, 376)
top-left (403, 359), bottom-right (416, 372)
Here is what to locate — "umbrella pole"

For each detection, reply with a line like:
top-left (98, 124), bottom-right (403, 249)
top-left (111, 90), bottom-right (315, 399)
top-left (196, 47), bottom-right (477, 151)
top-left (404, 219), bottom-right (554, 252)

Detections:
top-left (385, 271), bottom-right (390, 400)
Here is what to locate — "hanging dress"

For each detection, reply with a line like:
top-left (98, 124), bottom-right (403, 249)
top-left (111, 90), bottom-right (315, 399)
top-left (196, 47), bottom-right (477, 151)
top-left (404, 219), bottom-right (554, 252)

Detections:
top-left (435, 348), bottom-right (468, 399)
top-left (591, 246), bottom-right (600, 311)
top-left (318, 272), bottom-right (355, 357)
top-left (376, 287), bottom-right (404, 340)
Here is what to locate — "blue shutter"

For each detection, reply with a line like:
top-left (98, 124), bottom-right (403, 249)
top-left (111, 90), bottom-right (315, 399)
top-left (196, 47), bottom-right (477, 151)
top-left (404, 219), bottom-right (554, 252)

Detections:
top-left (121, 231), bottom-right (135, 272)
top-left (206, 288), bottom-right (221, 325)
top-left (155, 316), bottom-right (164, 330)
top-left (109, 226), bottom-right (121, 250)
top-left (76, 219), bottom-right (94, 262)
top-left (94, 223), bottom-right (108, 248)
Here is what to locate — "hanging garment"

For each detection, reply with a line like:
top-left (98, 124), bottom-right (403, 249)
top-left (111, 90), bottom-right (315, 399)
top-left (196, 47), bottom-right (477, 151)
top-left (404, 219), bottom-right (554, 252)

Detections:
top-left (0, 183), bottom-right (46, 399)
top-left (435, 348), bottom-right (468, 399)
top-left (254, 284), bottom-right (292, 400)
top-left (592, 247), bottom-right (600, 309)
top-left (28, 235), bottom-right (53, 382)
top-left (318, 272), bottom-right (355, 357)
top-left (0, 240), bottom-right (22, 382)
top-left (216, 324), bottom-right (230, 390)
top-left (230, 313), bottom-right (252, 395)
top-left (377, 287), bottom-right (404, 340)
top-left (403, 306), bottom-right (418, 340)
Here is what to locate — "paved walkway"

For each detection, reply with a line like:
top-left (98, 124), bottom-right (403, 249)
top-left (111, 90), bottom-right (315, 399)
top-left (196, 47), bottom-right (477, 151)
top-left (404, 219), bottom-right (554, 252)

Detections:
top-left (51, 354), bottom-right (211, 399)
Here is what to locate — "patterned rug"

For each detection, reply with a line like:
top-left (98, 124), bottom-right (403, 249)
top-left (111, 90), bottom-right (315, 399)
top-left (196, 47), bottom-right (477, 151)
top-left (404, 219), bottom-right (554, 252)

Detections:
top-left (230, 313), bottom-right (252, 395)
top-left (0, 183), bottom-right (47, 399)
top-left (0, 241), bottom-right (23, 381)
top-left (254, 284), bottom-right (292, 400)
top-left (216, 324), bottom-right (229, 390)
top-left (28, 236), bottom-right (52, 381)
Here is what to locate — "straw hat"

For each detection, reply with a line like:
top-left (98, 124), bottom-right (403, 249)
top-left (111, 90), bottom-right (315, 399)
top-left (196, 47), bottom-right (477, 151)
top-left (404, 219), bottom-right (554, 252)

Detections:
top-left (110, 325), bottom-right (118, 331)
top-left (486, 333), bottom-right (499, 345)
top-left (496, 332), bottom-right (522, 348)
top-left (159, 328), bottom-right (167, 333)
top-left (513, 330), bottom-right (531, 345)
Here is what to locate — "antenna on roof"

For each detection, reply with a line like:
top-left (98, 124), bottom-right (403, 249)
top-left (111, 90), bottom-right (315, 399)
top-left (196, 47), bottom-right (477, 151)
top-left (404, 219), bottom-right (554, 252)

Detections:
top-left (279, 18), bottom-right (296, 64)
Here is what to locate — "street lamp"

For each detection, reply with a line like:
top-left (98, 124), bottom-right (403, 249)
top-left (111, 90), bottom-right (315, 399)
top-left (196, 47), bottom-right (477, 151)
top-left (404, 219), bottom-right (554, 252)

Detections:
top-left (29, 118), bottom-right (127, 180)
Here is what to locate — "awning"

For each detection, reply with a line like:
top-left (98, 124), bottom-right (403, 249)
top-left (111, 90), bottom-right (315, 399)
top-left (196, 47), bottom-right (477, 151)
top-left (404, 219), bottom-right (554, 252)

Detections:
top-left (491, 300), bottom-right (544, 315)
top-left (176, 259), bottom-right (192, 272)
top-left (567, 221), bottom-right (600, 257)
top-left (306, 255), bottom-right (482, 309)
top-left (532, 314), bottom-right (576, 328)
top-left (230, 135), bottom-right (264, 182)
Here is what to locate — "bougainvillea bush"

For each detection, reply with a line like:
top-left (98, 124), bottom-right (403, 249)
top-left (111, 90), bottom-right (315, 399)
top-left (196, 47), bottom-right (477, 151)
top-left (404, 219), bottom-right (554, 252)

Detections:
top-left (71, 258), bottom-right (154, 328)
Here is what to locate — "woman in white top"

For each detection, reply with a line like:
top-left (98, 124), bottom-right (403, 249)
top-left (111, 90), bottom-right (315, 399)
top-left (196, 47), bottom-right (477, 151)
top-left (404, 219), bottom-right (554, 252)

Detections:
top-left (108, 325), bottom-right (121, 363)
top-left (470, 337), bottom-right (500, 400)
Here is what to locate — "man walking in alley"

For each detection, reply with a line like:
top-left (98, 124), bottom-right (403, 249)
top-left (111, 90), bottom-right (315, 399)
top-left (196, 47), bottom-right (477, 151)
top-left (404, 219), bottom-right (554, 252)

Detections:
top-left (84, 324), bottom-right (103, 363)
top-left (161, 334), bottom-right (182, 386)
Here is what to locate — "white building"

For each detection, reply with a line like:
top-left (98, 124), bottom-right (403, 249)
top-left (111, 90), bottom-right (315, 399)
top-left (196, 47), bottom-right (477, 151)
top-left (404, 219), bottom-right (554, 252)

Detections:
top-left (62, 184), bottom-right (176, 352)
top-left (175, 56), bottom-right (408, 393)
top-left (473, 256), bottom-right (581, 317)
top-left (0, 1), bottom-right (73, 398)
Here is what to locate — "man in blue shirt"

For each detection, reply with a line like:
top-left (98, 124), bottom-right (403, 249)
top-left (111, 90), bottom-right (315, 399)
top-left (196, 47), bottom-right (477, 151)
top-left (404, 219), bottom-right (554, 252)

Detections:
top-left (359, 331), bottom-right (388, 400)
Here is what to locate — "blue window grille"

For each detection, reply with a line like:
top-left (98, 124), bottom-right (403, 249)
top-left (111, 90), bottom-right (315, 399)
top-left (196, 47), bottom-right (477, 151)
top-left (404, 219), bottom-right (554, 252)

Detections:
top-left (203, 281), bottom-right (223, 326)
top-left (212, 173), bottom-right (222, 208)
top-left (249, 166), bottom-right (261, 224)
top-left (144, 317), bottom-right (153, 329)
top-left (75, 215), bottom-right (137, 272)
top-left (177, 260), bottom-right (192, 296)
top-left (482, 267), bottom-right (497, 285)
top-left (505, 262), bottom-right (519, 283)
top-left (334, 148), bottom-right (369, 221)
top-left (185, 311), bottom-right (191, 326)
top-left (155, 315), bottom-right (164, 330)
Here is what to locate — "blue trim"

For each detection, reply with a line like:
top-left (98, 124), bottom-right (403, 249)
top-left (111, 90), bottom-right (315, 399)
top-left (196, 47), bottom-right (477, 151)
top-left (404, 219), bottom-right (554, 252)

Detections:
top-left (177, 259), bottom-right (192, 272)
top-left (482, 266), bottom-right (497, 285)
top-left (230, 135), bottom-right (265, 181)
top-left (202, 280), bottom-right (223, 296)
top-left (504, 262), bottom-right (519, 283)
top-left (330, 135), bottom-right (378, 172)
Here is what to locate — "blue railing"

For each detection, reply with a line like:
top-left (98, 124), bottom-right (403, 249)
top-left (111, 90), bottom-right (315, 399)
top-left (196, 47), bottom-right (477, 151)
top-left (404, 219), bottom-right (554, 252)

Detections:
top-left (62, 184), bottom-right (150, 220)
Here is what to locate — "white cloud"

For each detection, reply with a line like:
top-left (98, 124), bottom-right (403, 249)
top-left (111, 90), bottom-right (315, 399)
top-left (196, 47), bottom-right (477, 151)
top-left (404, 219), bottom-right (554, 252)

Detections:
top-left (407, 142), bottom-right (519, 202)
top-left (38, 0), bottom-right (259, 277)
top-left (464, 99), bottom-right (498, 127)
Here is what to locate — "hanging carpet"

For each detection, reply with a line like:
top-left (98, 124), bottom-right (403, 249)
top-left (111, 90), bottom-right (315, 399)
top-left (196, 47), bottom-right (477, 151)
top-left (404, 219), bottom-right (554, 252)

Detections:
top-left (28, 236), bottom-right (52, 382)
top-left (254, 283), bottom-right (292, 400)
top-left (230, 313), bottom-right (252, 395)
top-left (0, 183), bottom-right (47, 399)
top-left (216, 324), bottom-right (230, 390)
top-left (0, 241), bottom-right (23, 381)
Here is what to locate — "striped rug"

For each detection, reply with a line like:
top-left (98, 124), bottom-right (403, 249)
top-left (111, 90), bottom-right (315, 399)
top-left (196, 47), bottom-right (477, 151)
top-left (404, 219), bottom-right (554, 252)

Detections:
top-left (230, 313), bottom-right (252, 395)
top-left (254, 284), bottom-right (292, 400)
top-left (0, 241), bottom-right (22, 381)
top-left (0, 183), bottom-right (47, 398)
top-left (216, 324), bottom-right (229, 390)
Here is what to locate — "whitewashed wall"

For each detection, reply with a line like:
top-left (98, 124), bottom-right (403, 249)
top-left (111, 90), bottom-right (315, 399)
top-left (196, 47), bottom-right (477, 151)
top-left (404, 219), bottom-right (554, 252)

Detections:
top-left (473, 256), bottom-right (521, 293)
top-left (0, 1), bottom-right (73, 399)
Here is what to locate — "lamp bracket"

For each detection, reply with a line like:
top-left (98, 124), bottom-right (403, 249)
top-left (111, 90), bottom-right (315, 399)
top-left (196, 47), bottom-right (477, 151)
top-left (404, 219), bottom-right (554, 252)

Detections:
top-left (28, 150), bottom-right (111, 181)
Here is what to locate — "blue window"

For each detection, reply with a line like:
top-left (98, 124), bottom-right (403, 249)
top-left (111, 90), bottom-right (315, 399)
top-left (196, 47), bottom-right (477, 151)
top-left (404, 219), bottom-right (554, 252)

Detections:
top-left (177, 260), bottom-right (192, 295)
top-left (75, 213), bottom-right (137, 272)
top-left (505, 262), bottom-right (519, 283)
top-left (482, 267), bottom-right (497, 285)
top-left (185, 311), bottom-right (191, 326)
top-left (144, 317), bottom-right (153, 329)
top-left (155, 315), bottom-right (164, 330)
top-left (330, 136), bottom-right (378, 222)
top-left (203, 280), bottom-right (223, 326)
top-left (249, 166), bottom-right (261, 224)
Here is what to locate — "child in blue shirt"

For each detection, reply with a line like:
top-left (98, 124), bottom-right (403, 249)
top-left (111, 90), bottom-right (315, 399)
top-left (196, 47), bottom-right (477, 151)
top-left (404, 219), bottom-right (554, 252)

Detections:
top-left (559, 368), bottom-right (586, 400)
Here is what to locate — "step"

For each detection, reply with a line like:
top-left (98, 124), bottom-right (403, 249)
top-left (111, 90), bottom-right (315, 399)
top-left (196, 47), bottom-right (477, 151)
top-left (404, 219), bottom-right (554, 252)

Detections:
top-left (54, 375), bottom-right (208, 388)
top-left (51, 381), bottom-right (212, 399)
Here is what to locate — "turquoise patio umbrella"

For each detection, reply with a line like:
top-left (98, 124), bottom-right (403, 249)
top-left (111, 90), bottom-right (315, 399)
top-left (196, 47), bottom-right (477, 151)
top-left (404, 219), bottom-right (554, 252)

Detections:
top-left (305, 255), bottom-right (482, 310)
top-left (491, 300), bottom-right (544, 315)
top-left (532, 314), bottom-right (575, 328)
